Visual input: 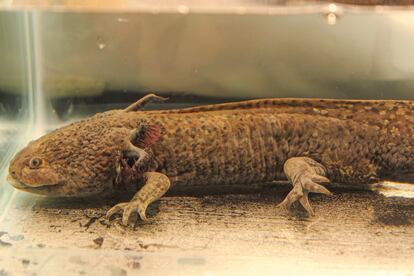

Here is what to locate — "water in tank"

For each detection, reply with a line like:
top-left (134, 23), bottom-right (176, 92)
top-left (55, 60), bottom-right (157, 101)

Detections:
top-left (1, 1), bottom-right (414, 274)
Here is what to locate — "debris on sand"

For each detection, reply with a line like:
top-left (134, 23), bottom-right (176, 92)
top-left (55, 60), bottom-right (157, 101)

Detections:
top-left (93, 237), bottom-right (104, 247)
top-left (0, 240), bottom-right (12, 247)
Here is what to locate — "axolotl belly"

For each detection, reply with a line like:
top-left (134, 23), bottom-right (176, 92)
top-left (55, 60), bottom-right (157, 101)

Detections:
top-left (7, 94), bottom-right (414, 225)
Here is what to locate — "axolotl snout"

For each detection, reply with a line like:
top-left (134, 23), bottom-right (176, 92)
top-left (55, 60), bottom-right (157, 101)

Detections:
top-left (7, 110), bottom-right (128, 197)
top-left (7, 94), bottom-right (414, 225)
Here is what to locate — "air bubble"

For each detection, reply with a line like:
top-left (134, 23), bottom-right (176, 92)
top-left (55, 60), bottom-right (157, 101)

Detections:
top-left (96, 37), bottom-right (106, 50)
top-left (117, 18), bottom-right (129, 23)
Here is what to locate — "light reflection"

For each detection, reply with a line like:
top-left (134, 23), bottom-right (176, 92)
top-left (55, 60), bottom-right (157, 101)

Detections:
top-left (328, 3), bottom-right (337, 13)
top-left (370, 181), bottom-right (414, 198)
top-left (326, 13), bottom-right (337, 25)
top-left (177, 5), bottom-right (189, 14)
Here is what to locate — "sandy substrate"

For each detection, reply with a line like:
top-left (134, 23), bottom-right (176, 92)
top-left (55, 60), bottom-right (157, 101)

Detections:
top-left (0, 184), bottom-right (413, 275)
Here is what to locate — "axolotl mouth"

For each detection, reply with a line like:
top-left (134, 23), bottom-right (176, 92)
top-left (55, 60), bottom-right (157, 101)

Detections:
top-left (6, 173), bottom-right (66, 195)
top-left (7, 151), bottom-right (113, 197)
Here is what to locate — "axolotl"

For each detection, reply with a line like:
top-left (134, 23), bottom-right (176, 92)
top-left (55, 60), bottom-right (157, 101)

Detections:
top-left (7, 94), bottom-right (414, 225)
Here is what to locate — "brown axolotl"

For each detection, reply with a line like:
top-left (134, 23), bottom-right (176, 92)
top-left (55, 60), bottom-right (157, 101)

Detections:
top-left (7, 94), bottom-right (414, 225)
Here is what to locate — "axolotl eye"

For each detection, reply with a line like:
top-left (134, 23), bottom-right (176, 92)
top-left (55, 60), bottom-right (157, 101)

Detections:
top-left (29, 157), bottom-right (42, 169)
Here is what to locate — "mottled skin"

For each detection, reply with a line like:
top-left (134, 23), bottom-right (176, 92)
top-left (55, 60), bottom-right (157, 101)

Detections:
top-left (7, 94), bottom-right (414, 225)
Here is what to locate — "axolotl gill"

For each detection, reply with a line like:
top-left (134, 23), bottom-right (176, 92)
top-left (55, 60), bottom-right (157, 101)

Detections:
top-left (7, 94), bottom-right (414, 225)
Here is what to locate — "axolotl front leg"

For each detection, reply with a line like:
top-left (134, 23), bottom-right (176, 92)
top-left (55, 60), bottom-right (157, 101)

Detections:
top-left (107, 119), bottom-right (171, 226)
top-left (107, 172), bottom-right (170, 225)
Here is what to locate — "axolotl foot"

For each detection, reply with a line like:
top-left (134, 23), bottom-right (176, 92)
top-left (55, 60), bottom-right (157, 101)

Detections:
top-left (278, 157), bottom-right (332, 216)
top-left (106, 172), bottom-right (170, 226)
top-left (107, 201), bottom-right (149, 225)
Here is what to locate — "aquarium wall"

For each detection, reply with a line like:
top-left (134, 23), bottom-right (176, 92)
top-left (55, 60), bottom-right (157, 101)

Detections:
top-left (3, 1), bottom-right (414, 173)
top-left (1, 1), bottom-right (414, 274)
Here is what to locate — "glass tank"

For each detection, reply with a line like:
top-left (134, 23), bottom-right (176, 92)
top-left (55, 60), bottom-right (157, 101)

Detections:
top-left (1, 1), bottom-right (414, 274)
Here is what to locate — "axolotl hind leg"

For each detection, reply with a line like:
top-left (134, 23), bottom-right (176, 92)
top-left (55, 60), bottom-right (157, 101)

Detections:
top-left (107, 172), bottom-right (171, 225)
top-left (278, 157), bottom-right (332, 216)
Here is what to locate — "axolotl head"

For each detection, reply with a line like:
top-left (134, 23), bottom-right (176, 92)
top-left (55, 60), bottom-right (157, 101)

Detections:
top-left (7, 113), bottom-right (126, 197)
